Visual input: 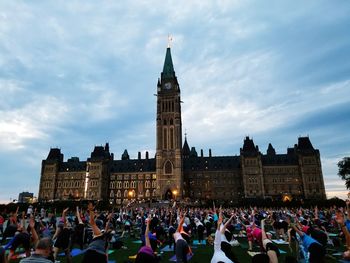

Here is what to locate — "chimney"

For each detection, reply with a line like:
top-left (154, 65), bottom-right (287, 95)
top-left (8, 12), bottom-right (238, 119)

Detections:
top-left (209, 149), bottom-right (212, 157)
top-left (146, 151), bottom-right (149, 159)
top-left (201, 149), bottom-right (203, 157)
top-left (138, 152), bottom-right (141, 159)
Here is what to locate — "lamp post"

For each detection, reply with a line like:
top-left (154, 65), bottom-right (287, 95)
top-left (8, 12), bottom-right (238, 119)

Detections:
top-left (172, 189), bottom-right (178, 201)
top-left (128, 190), bottom-right (134, 199)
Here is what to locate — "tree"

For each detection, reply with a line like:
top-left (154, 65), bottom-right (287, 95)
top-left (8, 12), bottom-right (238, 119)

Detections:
top-left (338, 157), bottom-right (350, 189)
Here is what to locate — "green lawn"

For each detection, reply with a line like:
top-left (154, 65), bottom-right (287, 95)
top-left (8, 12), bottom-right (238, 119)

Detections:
top-left (51, 235), bottom-right (341, 263)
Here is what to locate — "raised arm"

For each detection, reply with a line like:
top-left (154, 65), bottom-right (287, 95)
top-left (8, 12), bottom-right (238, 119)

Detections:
top-left (290, 222), bottom-right (304, 237)
top-left (29, 215), bottom-right (39, 246)
top-left (346, 200), bottom-right (350, 220)
top-left (62, 208), bottom-right (69, 228)
top-left (88, 202), bottom-right (102, 237)
top-left (145, 215), bottom-right (152, 248)
top-left (76, 206), bottom-right (83, 224)
top-left (336, 211), bottom-right (350, 249)
top-left (104, 212), bottom-right (113, 233)
top-left (261, 219), bottom-right (268, 240)
top-left (217, 207), bottom-right (223, 231)
top-left (221, 212), bottom-right (235, 234)
top-left (177, 212), bottom-right (185, 233)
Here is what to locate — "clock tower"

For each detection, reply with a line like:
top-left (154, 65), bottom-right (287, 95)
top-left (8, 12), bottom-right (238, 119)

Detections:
top-left (156, 47), bottom-right (183, 199)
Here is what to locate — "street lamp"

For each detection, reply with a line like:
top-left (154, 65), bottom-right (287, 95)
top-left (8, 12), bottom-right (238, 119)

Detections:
top-left (172, 190), bottom-right (178, 201)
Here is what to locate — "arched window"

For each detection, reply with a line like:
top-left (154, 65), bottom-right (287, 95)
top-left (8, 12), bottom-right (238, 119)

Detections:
top-left (131, 181), bottom-right (136, 188)
top-left (145, 181), bottom-right (150, 188)
top-left (152, 180), bottom-right (157, 188)
top-left (163, 128), bottom-right (168, 149)
top-left (164, 160), bottom-right (173, 174)
top-left (124, 181), bottom-right (129, 188)
top-left (116, 190), bottom-right (121, 198)
top-left (117, 181), bottom-right (122, 189)
top-left (110, 190), bottom-right (114, 197)
top-left (124, 190), bottom-right (128, 198)
top-left (145, 190), bottom-right (150, 197)
top-left (170, 128), bottom-right (174, 149)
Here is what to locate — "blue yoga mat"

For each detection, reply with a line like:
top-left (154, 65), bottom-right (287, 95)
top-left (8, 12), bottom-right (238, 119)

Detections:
top-left (193, 240), bottom-right (206, 245)
top-left (169, 253), bottom-right (193, 262)
top-left (59, 248), bottom-right (85, 257)
top-left (161, 246), bottom-right (174, 252)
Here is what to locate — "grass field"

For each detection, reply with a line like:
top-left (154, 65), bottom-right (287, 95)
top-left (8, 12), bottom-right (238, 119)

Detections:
top-left (51, 235), bottom-right (341, 263)
top-left (6, 226), bottom-right (343, 263)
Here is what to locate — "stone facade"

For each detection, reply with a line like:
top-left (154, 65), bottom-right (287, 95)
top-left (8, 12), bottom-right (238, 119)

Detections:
top-left (38, 47), bottom-right (326, 203)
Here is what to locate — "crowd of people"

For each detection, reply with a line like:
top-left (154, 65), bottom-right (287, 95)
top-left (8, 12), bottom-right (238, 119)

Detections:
top-left (1, 200), bottom-right (350, 263)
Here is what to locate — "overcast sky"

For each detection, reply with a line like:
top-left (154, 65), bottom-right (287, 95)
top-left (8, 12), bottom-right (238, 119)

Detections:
top-left (0, 1), bottom-right (349, 203)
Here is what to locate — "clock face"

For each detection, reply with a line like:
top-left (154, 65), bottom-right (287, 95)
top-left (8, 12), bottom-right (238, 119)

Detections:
top-left (164, 82), bottom-right (172, 90)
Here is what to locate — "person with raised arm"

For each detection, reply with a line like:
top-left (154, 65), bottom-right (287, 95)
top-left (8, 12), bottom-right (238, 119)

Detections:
top-left (20, 215), bottom-right (54, 263)
top-left (53, 208), bottom-right (71, 263)
top-left (135, 214), bottom-right (157, 263)
top-left (173, 211), bottom-right (191, 263)
top-left (220, 211), bottom-right (239, 263)
top-left (211, 207), bottom-right (233, 263)
top-left (7, 210), bottom-right (31, 262)
top-left (70, 206), bottom-right (85, 250)
top-left (335, 210), bottom-right (350, 260)
top-left (81, 202), bottom-right (111, 263)
top-left (290, 219), bottom-right (325, 263)
top-left (261, 219), bottom-right (279, 263)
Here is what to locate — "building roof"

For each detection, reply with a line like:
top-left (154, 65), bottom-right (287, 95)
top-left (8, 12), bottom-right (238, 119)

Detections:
top-left (46, 148), bottom-right (63, 162)
top-left (161, 47), bottom-right (175, 80)
top-left (59, 159), bottom-right (87, 172)
top-left (183, 156), bottom-right (240, 171)
top-left (261, 153), bottom-right (298, 166)
top-left (111, 158), bottom-right (156, 173)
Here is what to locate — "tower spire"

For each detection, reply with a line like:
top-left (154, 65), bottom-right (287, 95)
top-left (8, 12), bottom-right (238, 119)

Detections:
top-left (162, 46), bottom-right (175, 80)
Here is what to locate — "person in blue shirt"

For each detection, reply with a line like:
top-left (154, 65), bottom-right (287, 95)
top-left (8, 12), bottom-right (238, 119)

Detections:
top-left (290, 222), bottom-right (325, 263)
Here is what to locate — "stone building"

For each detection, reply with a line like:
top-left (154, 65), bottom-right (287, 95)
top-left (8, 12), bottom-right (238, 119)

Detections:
top-left (38, 47), bottom-right (326, 204)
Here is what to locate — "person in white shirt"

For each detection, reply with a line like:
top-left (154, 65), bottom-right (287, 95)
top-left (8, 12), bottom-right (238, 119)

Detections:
top-left (211, 208), bottom-right (234, 263)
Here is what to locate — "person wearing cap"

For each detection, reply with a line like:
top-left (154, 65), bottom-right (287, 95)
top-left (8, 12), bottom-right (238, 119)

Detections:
top-left (260, 219), bottom-right (279, 263)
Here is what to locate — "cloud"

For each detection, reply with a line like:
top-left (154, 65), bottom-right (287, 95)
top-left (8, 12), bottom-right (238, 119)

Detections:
top-left (0, 1), bottom-right (350, 203)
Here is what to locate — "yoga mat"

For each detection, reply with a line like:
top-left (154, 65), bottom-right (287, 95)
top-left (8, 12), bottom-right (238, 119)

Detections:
top-left (59, 248), bottom-right (85, 257)
top-left (279, 249), bottom-right (287, 254)
top-left (169, 253), bottom-right (193, 262)
top-left (108, 249), bottom-right (114, 255)
top-left (132, 240), bottom-right (142, 244)
top-left (108, 261), bottom-right (116, 263)
top-left (272, 239), bottom-right (289, 244)
top-left (161, 246), bottom-right (174, 252)
top-left (193, 240), bottom-right (206, 245)
top-left (128, 254), bottom-right (137, 259)
top-left (11, 253), bottom-right (27, 260)
top-left (247, 251), bottom-right (261, 257)
top-left (328, 233), bottom-right (338, 237)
